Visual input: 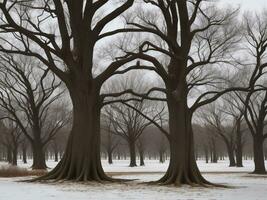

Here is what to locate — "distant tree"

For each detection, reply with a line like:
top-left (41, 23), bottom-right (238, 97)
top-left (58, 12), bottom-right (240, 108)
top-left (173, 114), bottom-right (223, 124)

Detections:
top-left (0, 54), bottom-right (66, 169)
top-left (237, 12), bottom-right (267, 174)
top-left (0, 120), bottom-right (22, 165)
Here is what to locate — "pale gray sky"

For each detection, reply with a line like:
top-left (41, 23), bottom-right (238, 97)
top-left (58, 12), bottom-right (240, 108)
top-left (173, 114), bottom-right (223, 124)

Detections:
top-left (220, 0), bottom-right (267, 11)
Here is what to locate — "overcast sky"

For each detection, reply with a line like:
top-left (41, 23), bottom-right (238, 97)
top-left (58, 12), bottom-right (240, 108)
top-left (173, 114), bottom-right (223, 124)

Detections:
top-left (220, 0), bottom-right (267, 11)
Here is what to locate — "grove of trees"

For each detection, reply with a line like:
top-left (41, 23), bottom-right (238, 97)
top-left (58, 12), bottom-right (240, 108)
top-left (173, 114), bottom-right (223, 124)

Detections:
top-left (0, 0), bottom-right (266, 187)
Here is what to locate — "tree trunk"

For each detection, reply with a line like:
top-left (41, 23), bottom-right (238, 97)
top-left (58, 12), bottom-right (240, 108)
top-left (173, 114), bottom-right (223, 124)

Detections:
top-left (226, 144), bottom-right (236, 167)
top-left (139, 149), bottom-right (145, 166)
top-left (31, 142), bottom-right (47, 169)
top-left (22, 146), bottom-right (27, 164)
top-left (7, 146), bottom-right (12, 164)
top-left (12, 147), bottom-right (18, 166)
top-left (39, 85), bottom-right (111, 181)
top-left (235, 118), bottom-right (243, 167)
top-left (157, 93), bottom-right (210, 185)
top-left (253, 136), bottom-right (266, 174)
top-left (210, 138), bottom-right (218, 163)
top-left (204, 146), bottom-right (209, 163)
top-left (54, 148), bottom-right (59, 162)
top-left (128, 140), bottom-right (137, 167)
top-left (108, 150), bottom-right (113, 164)
top-left (159, 150), bottom-right (165, 163)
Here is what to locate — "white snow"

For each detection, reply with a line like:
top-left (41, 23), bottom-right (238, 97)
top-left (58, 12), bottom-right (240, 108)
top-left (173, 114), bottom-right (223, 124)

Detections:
top-left (1, 159), bottom-right (262, 173)
top-left (0, 159), bottom-right (267, 200)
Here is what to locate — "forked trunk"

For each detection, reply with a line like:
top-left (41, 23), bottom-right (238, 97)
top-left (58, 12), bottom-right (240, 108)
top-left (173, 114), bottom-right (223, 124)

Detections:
top-left (39, 84), bottom-right (111, 181)
top-left (253, 136), bottom-right (266, 174)
top-left (157, 94), bottom-right (210, 186)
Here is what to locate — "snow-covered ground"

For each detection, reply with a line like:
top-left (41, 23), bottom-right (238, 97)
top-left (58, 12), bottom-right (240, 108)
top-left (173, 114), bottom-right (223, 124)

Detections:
top-left (0, 159), bottom-right (267, 200)
top-left (2, 159), bottom-right (262, 173)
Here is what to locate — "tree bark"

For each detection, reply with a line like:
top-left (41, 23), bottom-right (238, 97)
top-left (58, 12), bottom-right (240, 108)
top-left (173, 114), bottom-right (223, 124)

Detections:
top-left (253, 136), bottom-right (266, 174)
top-left (31, 142), bottom-right (47, 169)
top-left (39, 84), bottom-right (111, 181)
top-left (157, 92), bottom-right (210, 186)
top-left (128, 140), bottom-right (137, 167)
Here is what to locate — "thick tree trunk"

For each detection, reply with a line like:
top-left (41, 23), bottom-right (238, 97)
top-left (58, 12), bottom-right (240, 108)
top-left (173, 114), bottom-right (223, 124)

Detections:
top-left (157, 94), bottom-right (210, 186)
top-left (253, 136), bottom-right (266, 174)
top-left (39, 85), bottom-right (111, 181)
top-left (128, 140), bottom-right (137, 167)
top-left (31, 142), bottom-right (47, 169)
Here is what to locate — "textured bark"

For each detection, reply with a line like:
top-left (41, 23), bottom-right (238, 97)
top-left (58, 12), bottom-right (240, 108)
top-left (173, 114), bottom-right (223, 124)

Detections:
top-left (157, 92), bottom-right (210, 186)
top-left (31, 143), bottom-right (47, 170)
top-left (253, 136), bottom-right (266, 174)
top-left (39, 85), bottom-right (111, 181)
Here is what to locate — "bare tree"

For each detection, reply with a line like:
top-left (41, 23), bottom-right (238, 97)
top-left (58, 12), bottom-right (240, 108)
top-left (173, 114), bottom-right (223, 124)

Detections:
top-left (222, 94), bottom-right (247, 167)
top-left (0, 119), bottom-right (22, 165)
top-left (101, 118), bottom-right (120, 165)
top-left (201, 103), bottom-right (237, 167)
top-left (0, 0), bottom-right (151, 181)
top-left (122, 0), bottom-right (244, 185)
top-left (0, 54), bottom-right (66, 169)
top-left (236, 12), bottom-right (267, 174)
top-left (104, 100), bottom-right (156, 167)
